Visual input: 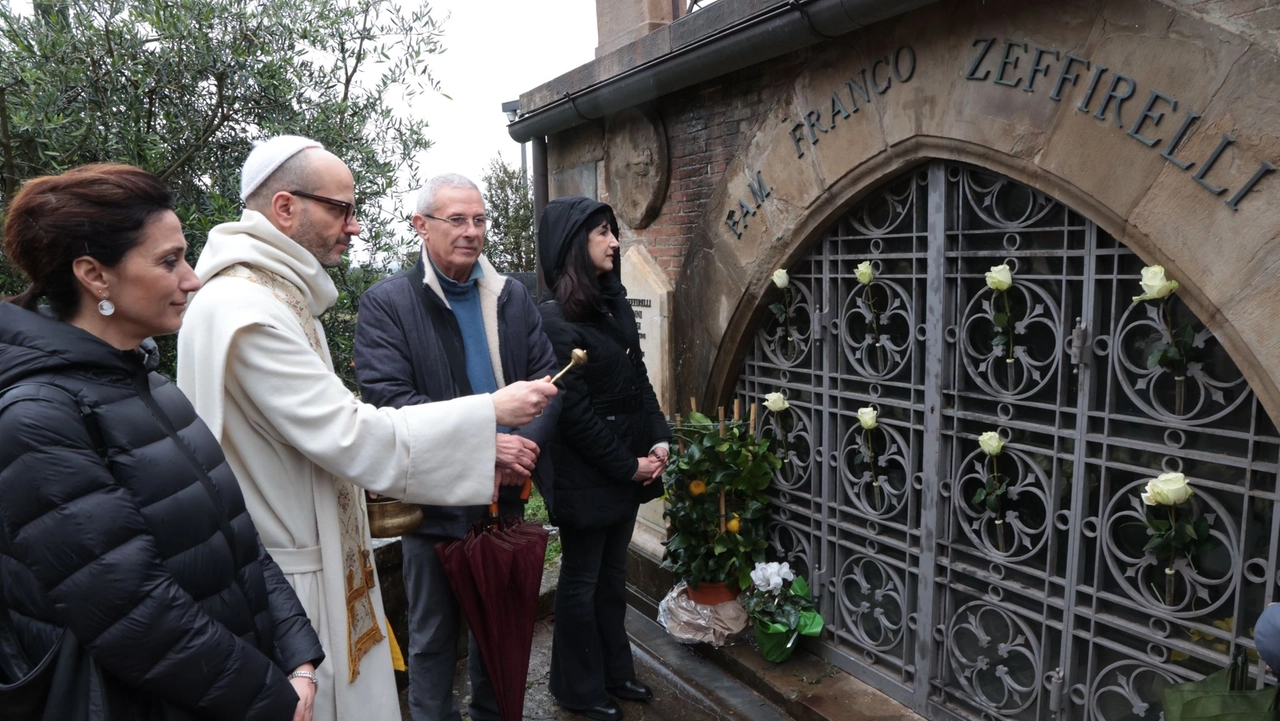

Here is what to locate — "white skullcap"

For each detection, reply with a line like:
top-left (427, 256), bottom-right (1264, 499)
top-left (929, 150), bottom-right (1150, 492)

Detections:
top-left (239, 135), bottom-right (324, 200)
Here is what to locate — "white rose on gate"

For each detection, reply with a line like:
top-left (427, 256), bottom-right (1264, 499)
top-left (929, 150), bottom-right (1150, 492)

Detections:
top-left (985, 264), bottom-right (1013, 291)
top-left (855, 261), bottom-right (875, 286)
top-left (856, 406), bottom-right (878, 430)
top-left (771, 269), bottom-right (790, 289)
top-left (1141, 472), bottom-right (1193, 506)
top-left (763, 392), bottom-right (790, 412)
top-left (978, 431), bottom-right (1005, 456)
top-left (1133, 265), bottom-right (1179, 302)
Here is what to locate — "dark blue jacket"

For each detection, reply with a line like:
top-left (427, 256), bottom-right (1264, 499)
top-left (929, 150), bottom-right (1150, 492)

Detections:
top-left (354, 255), bottom-right (561, 538)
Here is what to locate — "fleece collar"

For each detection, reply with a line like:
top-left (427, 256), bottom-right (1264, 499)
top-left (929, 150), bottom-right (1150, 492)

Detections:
top-left (194, 210), bottom-right (338, 317)
top-left (420, 251), bottom-right (509, 388)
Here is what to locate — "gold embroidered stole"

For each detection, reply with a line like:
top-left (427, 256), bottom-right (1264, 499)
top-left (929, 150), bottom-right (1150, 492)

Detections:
top-left (217, 263), bottom-right (384, 682)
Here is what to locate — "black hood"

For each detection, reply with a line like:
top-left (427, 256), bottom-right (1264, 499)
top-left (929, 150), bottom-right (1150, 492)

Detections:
top-left (537, 196), bottom-right (620, 290)
top-left (0, 302), bottom-right (157, 389)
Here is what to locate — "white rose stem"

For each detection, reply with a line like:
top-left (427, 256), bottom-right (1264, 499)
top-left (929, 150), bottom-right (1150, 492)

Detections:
top-left (993, 453), bottom-right (1005, 553)
top-left (718, 407), bottom-right (727, 535)
top-left (1003, 290), bottom-right (1016, 392)
top-left (1163, 297), bottom-right (1186, 416)
top-left (870, 284), bottom-right (886, 373)
top-left (866, 427), bottom-right (881, 512)
top-left (1166, 505), bottom-right (1178, 605)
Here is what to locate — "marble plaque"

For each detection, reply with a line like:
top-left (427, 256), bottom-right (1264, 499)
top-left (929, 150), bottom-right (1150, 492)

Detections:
top-left (621, 245), bottom-right (674, 553)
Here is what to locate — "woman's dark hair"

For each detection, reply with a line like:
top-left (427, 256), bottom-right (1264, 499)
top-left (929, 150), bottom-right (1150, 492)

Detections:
top-left (554, 208), bottom-right (615, 322)
top-left (3, 163), bottom-right (174, 320)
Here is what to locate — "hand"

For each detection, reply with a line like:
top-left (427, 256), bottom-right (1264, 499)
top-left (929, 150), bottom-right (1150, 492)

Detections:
top-left (289, 664), bottom-right (316, 721)
top-left (632, 457), bottom-right (661, 483)
top-left (496, 466), bottom-right (528, 487)
top-left (491, 379), bottom-right (557, 427)
top-left (495, 434), bottom-right (539, 476)
top-left (648, 449), bottom-right (669, 480)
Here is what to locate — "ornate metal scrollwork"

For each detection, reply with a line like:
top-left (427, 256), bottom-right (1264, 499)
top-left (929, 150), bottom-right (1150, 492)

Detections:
top-left (1086, 661), bottom-right (1181, 721)
top-left (1112, 302), bottom-right (1248, 425)
top-left (760, 405), bottom-right (814, 491)
top-left (952, 446), bottom-right (1051, 562)
top-left (1101, 478), bottom-right (1239, 618)
top-left (763, 279), bottom-right (815, 369)
top-left (841, 276), bottom-right (914, 380)
top-left (961, 169), bottom-right (1057, 229)
top-left (848, 176), bottom-right (918, 236)
top-left (840, 420), bottom-right (911, 519)
top-left (838, 554), bottom-right (906, 652)
top-left (946, 601), bottom-right (1042, 714)
top-left (959, 271), bottom-right (1062, 399)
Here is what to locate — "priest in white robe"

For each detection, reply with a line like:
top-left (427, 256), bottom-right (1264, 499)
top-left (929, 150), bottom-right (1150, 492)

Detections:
top-left (177, 135), bottom-right (555, 721)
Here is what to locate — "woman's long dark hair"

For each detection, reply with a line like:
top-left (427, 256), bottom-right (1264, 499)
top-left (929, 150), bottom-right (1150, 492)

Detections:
top-left (554, 209), bottom-right (616, 323)
top-left (3, 164), bottom-right (173, 320)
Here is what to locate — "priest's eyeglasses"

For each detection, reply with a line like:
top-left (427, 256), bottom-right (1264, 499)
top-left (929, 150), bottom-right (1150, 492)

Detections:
top-left (423, 213), bottom-right (488, 230)
top-left (290, 190), bottom-right (357, 223)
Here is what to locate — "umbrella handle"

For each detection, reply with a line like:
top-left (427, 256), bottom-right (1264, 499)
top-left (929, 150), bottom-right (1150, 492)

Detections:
top-left (490, 479), bottom-right (535, 517)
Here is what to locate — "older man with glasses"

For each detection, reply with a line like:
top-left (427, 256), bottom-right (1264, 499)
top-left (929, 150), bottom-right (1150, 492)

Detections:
top-left (178, 139), bottom-right (557, 721)
top-left (353, 173), bottom-right (561, 721)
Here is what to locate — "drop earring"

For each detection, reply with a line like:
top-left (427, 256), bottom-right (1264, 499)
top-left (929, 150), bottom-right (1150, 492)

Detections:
top-left (98, 292), bottom-right (115, 316)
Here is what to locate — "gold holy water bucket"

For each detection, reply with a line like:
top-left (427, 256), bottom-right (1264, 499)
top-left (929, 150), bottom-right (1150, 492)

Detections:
top-left (366, 497), bottom-right (423, 538)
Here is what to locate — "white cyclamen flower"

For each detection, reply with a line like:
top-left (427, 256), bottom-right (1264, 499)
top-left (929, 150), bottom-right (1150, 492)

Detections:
top-left (1141, 472), bottom-right (1193, 506)
top-left (1133, 265), bottom-right (1180, 302)
top-left (856, 406), bottom-right (878, 430)
top-left (978, 431), bottom-right (1005, 456)
top-left (763, 392), bottom-right (790, 413)
top-left (751, 561), bottom-right (791, 593)
top-left (771, 269), bottom-right (790, 289)
top-left (855, 261), bottom-right (875, 286)
top-left (985, 264), bottom-right (1013, 291)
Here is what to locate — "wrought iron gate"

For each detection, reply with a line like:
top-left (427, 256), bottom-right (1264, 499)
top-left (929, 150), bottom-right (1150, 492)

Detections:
top-left (734, 161), bottom-right (1280, 721)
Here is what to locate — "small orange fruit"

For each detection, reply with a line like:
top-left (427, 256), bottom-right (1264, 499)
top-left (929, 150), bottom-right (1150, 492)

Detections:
top-left (688, 479), bottom-right (707, 497)
top-left (726, 515), bottom-right (741, 534)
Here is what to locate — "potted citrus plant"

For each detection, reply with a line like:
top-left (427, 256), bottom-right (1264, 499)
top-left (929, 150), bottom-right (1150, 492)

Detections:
top-left (661, 407), bottom-right (778, 604)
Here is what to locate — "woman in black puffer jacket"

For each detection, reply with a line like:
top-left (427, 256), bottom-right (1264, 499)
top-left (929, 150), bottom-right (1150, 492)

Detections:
top-left (0, 165), bottom-right (323, 721)
top-left (537, 197), bottom-right (671, 721)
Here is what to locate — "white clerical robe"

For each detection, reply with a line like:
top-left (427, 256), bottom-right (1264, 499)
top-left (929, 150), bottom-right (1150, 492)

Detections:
top-left (177, 211), bottom-right (497, 721)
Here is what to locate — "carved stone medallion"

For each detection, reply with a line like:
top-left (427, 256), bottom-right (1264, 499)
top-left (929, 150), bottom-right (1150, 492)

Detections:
top-left (604, 108), bottom-right (669, 229)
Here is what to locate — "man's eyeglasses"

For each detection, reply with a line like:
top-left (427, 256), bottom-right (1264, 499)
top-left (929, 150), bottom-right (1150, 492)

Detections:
top-left (423, 213), bottom-right (488, 230)
top-left (290, 190), bottom-right (356, 223)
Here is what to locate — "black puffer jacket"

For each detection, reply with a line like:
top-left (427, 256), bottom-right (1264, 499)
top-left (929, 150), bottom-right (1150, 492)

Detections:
top-left (537, 196), bottom-right (671, 528)
top-left (0, 303), bottom-right (322, 720)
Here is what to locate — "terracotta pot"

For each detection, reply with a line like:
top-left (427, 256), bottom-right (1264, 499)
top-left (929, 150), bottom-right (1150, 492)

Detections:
top-left (686, 581), bottom-right (738, 605)
top-left (366, 497), bottom-right (423, 538)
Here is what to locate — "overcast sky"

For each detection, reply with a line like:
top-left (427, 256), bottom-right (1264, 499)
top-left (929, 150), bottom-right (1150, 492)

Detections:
top-left (411, 0), bottom-right (598, 204)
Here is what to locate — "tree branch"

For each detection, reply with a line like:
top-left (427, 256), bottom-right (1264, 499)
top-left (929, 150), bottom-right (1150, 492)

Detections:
top-left (158, 72), bottom-right (227, 182)
top-left (0, 87), bottom-right (16, 199)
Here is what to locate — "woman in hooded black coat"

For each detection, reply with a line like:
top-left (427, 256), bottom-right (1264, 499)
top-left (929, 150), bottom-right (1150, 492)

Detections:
top-left (537, 197), bottom-right (671, 721)
top-left (0, 165), bottom-right (323, 721)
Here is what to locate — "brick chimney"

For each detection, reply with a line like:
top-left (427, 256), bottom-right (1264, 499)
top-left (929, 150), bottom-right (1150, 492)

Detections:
top-left (596, 0), bottom-right (685, 57)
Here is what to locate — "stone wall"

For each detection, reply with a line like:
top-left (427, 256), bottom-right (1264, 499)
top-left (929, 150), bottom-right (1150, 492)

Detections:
top-left (548, 0), bottom-right (1280, 426)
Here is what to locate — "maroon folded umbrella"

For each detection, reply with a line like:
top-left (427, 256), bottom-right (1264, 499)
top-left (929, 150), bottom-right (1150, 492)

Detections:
top-left (436, 487), bottom-right (549, 721)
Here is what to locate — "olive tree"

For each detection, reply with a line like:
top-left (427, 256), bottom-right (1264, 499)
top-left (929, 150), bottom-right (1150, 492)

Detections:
top-left (0, 0), bottom-right (443, 387)
top-left (480, 153), bottom-right (535, 274)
